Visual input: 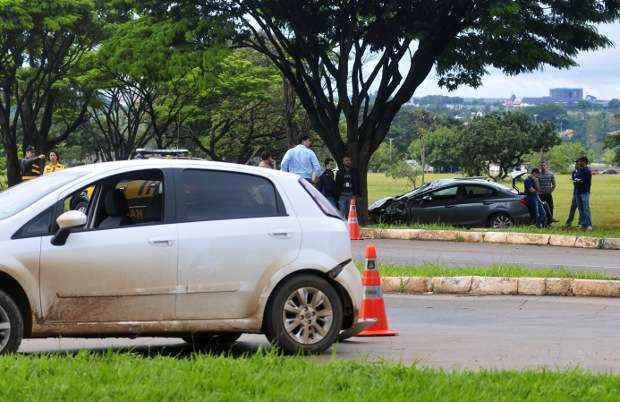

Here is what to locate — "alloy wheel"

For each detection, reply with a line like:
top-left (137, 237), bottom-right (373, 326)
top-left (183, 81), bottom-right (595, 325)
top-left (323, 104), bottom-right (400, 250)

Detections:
top-left (492, 214), bottom-right (514, 228)
top-left (282, 287), bottom-right (333, 345)
top-left (0, 305), bottom-right (11, 352)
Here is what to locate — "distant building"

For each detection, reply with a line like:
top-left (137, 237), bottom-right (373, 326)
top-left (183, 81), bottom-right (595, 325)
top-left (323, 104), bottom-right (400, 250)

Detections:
top-left (549, 88), bottom-right (583, 102)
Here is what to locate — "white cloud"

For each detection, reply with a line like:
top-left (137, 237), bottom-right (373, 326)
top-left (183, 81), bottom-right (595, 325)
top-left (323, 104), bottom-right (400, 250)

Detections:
top-left (413, 23), bottom-right (620, 100)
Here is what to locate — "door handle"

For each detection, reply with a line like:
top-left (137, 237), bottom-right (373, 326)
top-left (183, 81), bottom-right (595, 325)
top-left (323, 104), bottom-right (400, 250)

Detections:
top-left (269, 231), bottom-right (292, 239)
top-left (148, 238), bottom-right (175, 247)
top-left (445, 205), bottom-right (456, 208)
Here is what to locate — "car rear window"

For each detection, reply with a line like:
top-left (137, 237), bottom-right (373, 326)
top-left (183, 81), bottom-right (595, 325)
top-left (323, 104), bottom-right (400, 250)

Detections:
top-left (179, 169), bottom-right (286, 222)
top-left (299, 179), bottom-right (343, 220)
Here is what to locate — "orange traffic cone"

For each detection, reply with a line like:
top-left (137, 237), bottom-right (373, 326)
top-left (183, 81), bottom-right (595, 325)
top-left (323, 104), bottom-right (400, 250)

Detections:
top-left (357, 244), bottom-right (398, 337)
top-left (347, 198), bottom-right (362, 240)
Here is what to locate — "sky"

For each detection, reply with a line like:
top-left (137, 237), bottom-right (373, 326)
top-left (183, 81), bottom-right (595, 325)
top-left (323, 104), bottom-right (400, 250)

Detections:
top-left (413, 23), bottom-right (620, 100)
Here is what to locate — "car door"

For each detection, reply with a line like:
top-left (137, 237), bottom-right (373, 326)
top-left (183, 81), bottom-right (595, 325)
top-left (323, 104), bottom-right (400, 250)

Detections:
top-left (449, 184), bottom-right (496, 225)
top-left (39, 168), bottom-right (178, 323)
top-left (174, 168), bottom-right (301, 320)
top-left (410, 186), bottom-right (459, 224)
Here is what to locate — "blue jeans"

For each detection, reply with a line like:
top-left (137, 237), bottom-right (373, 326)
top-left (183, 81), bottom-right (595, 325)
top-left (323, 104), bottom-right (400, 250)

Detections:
top-left (528, 195), bottom-right (547, 227)
top-left (577, 192), bottom-right (592, 228)
top-left (338, 194), bottom-right (354, 218)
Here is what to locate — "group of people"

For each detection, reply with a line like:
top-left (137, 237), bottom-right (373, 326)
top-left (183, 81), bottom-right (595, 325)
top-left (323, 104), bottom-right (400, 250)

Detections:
top-left (524, 156), bottom-right (592, 230)
top-left (20, 146), bottom-right (65, 181)
top-left (259, 136), bottom-right (360, 216)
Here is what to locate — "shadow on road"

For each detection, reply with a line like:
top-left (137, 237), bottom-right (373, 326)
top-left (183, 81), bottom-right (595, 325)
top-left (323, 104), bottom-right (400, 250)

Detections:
top-left (21, 339), bottom-right (270, 359)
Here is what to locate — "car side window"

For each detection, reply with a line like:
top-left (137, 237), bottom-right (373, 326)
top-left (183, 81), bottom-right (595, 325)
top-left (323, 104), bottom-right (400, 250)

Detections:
top-left (463, 185), bottom-right (494, 199)
top-left (12, 207), bottom-right (54, 239)
top-left (91, 170), bottom-right (165, 230)
top-left (179, 169), bottom-right (285, 222)
top-left (429, 186), bottom-right (458, 200)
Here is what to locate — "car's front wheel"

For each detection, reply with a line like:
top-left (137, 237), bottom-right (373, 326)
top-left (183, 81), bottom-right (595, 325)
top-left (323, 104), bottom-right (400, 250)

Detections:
top-left (489, 213), bottom-right (514, 229)
top-left (265, 274), bottom-right (343, 354)
top-left (0, 290), bottom-right (24, 355)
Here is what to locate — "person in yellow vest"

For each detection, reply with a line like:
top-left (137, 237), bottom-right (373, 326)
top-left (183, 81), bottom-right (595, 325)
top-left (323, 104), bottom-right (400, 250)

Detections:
top-left (44, 151), bottom-right (65, 174)
top-left (20, 146), bottom-right (45, 181)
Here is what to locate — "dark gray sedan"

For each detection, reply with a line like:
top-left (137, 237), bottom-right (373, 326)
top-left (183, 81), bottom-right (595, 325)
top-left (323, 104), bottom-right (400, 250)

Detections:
top-left (369, 178), bottom-right (531, 228)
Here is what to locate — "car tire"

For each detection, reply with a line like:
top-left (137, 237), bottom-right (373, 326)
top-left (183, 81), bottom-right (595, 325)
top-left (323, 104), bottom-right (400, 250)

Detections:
top-left (0, 290), bottom-right (24, 355)
top-left (265, 274), bottom-right (343, 355)
top-left (489, 213), bottom-right (514, 228)
top-left (183, 332), bottom-right (242, 346)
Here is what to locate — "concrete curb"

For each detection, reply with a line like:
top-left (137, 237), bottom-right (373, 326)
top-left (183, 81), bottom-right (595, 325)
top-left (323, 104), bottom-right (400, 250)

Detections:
top-left (361, 228), bottom-right (618, 250)
top-left (382, 276), bottom-right (620, 298)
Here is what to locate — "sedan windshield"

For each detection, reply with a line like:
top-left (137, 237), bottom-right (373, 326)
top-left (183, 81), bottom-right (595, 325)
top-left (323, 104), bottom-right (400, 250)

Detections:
top-left (0, 170), bottom-right (86, 220)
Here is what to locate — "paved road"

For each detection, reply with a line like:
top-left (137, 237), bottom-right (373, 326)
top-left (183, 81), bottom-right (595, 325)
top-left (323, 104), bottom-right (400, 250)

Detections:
top-left (352, 239), bottom-right (620, 275)
top-left (20, 295), bottom-right (620, 373)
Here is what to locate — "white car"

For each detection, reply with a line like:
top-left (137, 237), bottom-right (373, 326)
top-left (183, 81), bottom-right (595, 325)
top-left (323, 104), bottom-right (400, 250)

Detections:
top-left (0, 160), bottom-right (365, 354)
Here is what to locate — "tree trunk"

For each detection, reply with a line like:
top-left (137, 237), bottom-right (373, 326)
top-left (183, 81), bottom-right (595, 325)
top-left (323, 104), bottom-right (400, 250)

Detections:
top-left (4, 143), bottom-right (21, 187)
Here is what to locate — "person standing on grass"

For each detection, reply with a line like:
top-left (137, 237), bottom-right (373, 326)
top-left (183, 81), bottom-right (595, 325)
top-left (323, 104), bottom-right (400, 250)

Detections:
top-left (524, 168), bottom-right (547, 228)
top-left (280, 135), bottom-right (321, 183)
top-left (20, 146), bottom-right (45, 181)
top-left (538, 160), bottom-right (556, 222)
top-left (336, 155), bottom-right (361, 217)
top-left (44, 151), bottom-right (65, 174)
top-left (565, 156), bottom-right (593, 230)
top-left (317, 158), bottom-right (338, 207)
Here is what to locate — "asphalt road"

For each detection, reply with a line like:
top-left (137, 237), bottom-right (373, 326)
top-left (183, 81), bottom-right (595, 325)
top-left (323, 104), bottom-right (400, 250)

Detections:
top-left (352, 239), bottom-right (620, 276)
top-left (20, 294), bottom-right (620, 373)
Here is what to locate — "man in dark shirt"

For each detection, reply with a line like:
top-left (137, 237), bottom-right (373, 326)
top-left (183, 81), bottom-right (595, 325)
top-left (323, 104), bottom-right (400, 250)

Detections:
top-left (565, 156), bottom-right (592, 230)
top-left (317, 158), bottom-right (338, 207)
top-left (524, 168), bottom-right (547, 228)
top-left (336, 155), bottom-right (361, 217)
top-left (20, 146), bottom-right (45, 181)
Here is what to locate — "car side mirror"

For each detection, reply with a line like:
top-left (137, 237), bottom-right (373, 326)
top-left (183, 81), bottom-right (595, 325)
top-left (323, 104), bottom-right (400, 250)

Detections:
top-left (51, 210), bottom-right (87, 246)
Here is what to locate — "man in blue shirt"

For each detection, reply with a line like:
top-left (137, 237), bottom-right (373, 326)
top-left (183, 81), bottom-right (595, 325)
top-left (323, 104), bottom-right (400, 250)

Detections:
top-left (280, 135), bottom-right (322, 183)
top-left (524, 168), bottom-right (547, 228)
top-left (565, 156), bottom-right (593, 230)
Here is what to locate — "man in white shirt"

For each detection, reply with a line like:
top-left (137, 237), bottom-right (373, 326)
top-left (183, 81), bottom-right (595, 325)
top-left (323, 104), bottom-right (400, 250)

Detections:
top-left (280, 135), bottom-right (322, 182)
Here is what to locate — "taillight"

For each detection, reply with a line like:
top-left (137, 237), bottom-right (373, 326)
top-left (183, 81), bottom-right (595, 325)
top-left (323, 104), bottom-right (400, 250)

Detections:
top-left (519, 196), bottom-right (528, 207)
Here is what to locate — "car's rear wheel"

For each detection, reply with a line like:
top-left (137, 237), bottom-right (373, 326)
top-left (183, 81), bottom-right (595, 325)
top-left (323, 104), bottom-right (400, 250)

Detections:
top-left (0, 290), bottom-right (24, 355)
top-left (489, 213), bottom-right (514, 228)
top-left (265, 274), bottom-right (343, 354)
top-left (183, 332), bottom-right (242, 346)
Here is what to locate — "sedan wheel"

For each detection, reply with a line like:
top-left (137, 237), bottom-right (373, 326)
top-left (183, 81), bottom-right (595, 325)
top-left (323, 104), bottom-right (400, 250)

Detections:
top-left (282, 287), bottom-right (333, 345)
top-left (490, 213), bottom-right (514, 228)
top-left (0, 290), bottom-right (23, 355)
top-left (265, 274), bottom-right (343, 354)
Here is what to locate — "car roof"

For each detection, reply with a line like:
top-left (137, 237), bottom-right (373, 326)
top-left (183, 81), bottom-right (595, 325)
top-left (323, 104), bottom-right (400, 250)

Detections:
top-left (64, 159), bottom-right (297, 181)
top-left (427, 178), bottom-right (493, 188)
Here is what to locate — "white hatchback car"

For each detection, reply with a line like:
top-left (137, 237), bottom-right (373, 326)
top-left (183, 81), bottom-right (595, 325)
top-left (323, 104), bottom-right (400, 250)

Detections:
top-left (0, 160), bottom-right (365, 354)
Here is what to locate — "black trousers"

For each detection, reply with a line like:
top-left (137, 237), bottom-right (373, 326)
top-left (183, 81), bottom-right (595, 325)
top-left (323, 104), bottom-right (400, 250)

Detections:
top-left (539, 193), bottom-right (554, 219)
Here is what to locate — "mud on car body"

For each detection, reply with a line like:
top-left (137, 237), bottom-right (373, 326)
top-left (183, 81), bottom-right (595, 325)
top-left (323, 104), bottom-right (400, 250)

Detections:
top-left (0, 159), bottom-right (366, 355)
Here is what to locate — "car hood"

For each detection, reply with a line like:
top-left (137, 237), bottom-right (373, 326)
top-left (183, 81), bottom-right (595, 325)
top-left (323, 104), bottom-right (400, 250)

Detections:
top-left (369, 197), bottom-right (395, 210)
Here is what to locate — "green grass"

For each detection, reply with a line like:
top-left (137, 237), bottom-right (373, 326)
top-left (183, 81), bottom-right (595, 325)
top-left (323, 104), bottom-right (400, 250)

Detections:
top-left (361, 263), bottom-right (619, 280)
top-left (368, 172), bottom-right (620, 238)
top-left (1, 352), bottom-right (619, 401)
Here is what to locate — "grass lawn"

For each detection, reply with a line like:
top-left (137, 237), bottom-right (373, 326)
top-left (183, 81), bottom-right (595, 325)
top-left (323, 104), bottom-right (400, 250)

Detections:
top-left (1, 352), bottom-right (619, 401)
top-left (367, 172), bottom-right (620, 238)
top-left (362, 263), bottom-right (620, 280)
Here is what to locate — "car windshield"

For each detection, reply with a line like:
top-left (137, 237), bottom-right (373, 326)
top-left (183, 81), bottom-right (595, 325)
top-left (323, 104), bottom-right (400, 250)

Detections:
top-left (0, 170), bottom-right (86, 220)
top-left (397, 182), bottom-right (434, 199)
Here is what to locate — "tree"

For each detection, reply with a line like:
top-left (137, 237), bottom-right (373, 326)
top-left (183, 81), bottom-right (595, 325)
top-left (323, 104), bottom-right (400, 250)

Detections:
top-left (459, 112), bottom-right (560, 179)
top-left (151, 0), bottom-right (620, 219)
top-left (0, 0), bottom-right (114, 185)
top-left (526, 142), bottom-right (588, 173)
top-left (410, 126), bottom-right (462, 172)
